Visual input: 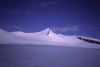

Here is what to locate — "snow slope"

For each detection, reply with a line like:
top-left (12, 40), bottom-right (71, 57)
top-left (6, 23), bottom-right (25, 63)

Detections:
top-left (0, 28), bottom-right (100, 48)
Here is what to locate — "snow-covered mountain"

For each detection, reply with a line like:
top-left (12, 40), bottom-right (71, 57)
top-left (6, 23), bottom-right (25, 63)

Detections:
top-left (0, 28), bottom-right (100, 48)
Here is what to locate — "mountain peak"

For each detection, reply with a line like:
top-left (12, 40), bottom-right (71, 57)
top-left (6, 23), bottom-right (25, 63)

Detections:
top-left (47, 28), bottom-right (59, 35)
top-left (40, 28), bottom-right (58, 35)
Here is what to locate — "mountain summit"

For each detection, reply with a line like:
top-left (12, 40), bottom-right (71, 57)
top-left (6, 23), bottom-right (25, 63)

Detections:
top-left (0, 28), bottom-right (100, 48)
top-left (46, 28), bottom-right (59, 35)
top-left (36, 28), bottom-right (58, 35)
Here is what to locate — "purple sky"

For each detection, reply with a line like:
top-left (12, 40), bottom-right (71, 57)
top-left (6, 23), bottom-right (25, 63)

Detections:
top-left (0, 0), bottom-right (100, 39)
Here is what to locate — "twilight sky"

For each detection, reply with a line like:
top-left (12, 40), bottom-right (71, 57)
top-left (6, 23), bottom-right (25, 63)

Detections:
top-left (0, 0), bottom-right (100, 39)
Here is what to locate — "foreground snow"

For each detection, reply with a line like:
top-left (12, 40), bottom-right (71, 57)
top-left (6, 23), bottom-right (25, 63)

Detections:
top-left (0, 28), bottom-right (100, 48)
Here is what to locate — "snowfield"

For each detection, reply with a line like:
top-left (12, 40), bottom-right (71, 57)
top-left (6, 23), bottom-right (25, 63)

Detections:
top-left (0, 28), bottom-right (100, 48)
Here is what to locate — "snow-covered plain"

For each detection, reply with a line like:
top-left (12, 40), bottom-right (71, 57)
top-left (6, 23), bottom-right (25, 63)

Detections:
top-left (0, 28), bottom-right (100, 48)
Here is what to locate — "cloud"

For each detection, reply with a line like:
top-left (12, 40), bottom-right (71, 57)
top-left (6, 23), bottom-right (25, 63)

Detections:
top-left (2, 0), bottom-right (59, 14)
top-left (11, 9), bottom-right (35, 14)
top-left (37, 1), bottom-right (59, 7)
top-left (6, 25), bottom-right (22, 31)
top-left (51, 25), bottom-right (79, 32)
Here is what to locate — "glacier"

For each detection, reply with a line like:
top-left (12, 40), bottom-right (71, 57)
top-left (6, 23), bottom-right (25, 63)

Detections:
top-left (0, 28), bottom-right (100, 48)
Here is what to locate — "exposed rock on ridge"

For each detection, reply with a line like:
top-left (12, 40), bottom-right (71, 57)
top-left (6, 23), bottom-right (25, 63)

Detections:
top-left (77, 37), bottom-right (100, 45)
top-left (47, 28), bottom-right (59, 35)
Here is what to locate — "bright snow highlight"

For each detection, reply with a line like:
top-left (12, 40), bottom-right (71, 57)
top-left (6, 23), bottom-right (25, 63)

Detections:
top-left (0, 28), bottom-right (100, 48)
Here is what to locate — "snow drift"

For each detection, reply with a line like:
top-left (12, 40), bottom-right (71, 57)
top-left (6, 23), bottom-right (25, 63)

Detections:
top-left (0, 28), bottom-right (100, 48)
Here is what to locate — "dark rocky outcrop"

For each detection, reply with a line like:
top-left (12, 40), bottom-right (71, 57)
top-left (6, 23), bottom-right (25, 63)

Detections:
top-left (47, 29), bottom-right (51, 35)
top-left (77, 37), bottom-right (100, 45)
top-left (47, 28), bottom-right (59, 35)
top-left (52, 30), bottom-right (59, 34)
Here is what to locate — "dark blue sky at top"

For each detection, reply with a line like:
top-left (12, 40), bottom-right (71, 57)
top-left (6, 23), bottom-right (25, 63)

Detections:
top-left (0, 0), bottom-right (100, 39)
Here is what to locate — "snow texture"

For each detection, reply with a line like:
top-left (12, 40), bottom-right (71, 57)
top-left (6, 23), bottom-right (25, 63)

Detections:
top-left (0, 28), bottom-right (100, 48)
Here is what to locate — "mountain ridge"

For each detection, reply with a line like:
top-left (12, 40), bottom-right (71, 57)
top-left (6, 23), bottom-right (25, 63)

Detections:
top-left (0, 28), bottom-right (100, 48)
